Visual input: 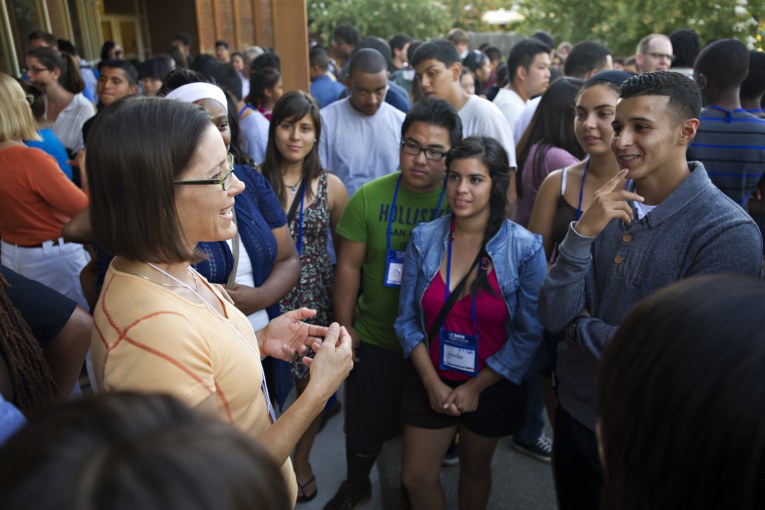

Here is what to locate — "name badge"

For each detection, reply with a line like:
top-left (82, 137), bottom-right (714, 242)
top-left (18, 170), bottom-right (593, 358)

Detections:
top-left (384, 249), bottom-right (405, 288)
top-left (439, 329), bottom-right (478, 376)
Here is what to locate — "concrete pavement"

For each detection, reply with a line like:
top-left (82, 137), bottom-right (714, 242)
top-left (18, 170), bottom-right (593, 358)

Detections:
top-left (284, 384), bottom-right (557, 510)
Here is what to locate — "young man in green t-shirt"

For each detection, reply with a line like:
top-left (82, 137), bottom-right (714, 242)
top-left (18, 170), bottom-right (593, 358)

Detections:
top-left (324, 98), bottom-right (463, 510)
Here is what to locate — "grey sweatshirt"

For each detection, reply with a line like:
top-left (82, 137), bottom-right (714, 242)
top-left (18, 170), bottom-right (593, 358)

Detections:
top-left (539, 162), bottom-right (763, 431)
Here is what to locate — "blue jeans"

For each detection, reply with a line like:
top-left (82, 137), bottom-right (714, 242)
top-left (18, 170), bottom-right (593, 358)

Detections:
top-left (513, 373), bottom-right (545, 444)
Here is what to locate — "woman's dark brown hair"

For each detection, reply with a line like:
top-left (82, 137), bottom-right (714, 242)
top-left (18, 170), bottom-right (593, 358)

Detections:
top-left (26, 46), bottom-right (84, 94)
top-left (0, 392), bottom-right (291, 510)
top-left (86, 96), bottom-right (212, 263)
top-left (445, 136), bottom-right (510, 296)
top-left (599, 275), bottom-right (765, 510)
top-left (260, 91), bottom-right (323, 205)
top-left (515, 77), bottom-right (585, 198)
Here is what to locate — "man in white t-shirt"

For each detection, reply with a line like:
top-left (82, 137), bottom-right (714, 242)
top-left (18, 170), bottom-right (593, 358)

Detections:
top-left (412, 39), bottom-right (518, 210)
top-left (494, 39), bottom-right (551, 134)
top-left (320, 48), bottom-right (405, 196)
top-left (514, 41), bottom-right (613, 143)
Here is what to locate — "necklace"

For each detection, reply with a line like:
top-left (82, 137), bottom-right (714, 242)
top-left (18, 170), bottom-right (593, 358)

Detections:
top-left (143, 263), bottom-right (199, 291)
top-left (148, 261), bottom-right (277, 423)
top-left (284, 177), bottom-right (302, 194)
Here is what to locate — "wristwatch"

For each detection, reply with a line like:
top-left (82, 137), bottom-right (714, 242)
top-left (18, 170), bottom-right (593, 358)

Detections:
top-left (565, 316), bottom-right (582, 343)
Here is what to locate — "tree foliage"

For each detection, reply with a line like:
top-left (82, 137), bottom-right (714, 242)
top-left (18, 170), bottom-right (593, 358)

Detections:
top-left (308, 0), bottom-right (452, 45)
top-left (307, 0), bottom-right (763, 55)
top-left (516, 0), bottom-right (762, 56)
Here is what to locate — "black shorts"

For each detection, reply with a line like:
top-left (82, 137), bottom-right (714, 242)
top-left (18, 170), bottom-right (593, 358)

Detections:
top-left (345, 342), bottom-right (412, 451)
top-left (401, 371), bottom-right (525, 438)
top-left (1, 265), bottom-right (76, 349)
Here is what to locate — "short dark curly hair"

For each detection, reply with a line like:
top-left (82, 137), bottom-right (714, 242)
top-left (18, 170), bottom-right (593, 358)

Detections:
top-left (620, 71), bottom-right (701, 122)
top-left (694, 38), bottom-right (750, 90)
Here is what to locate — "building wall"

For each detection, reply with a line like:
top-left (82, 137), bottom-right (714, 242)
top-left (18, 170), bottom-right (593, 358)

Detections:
top-left (141, 0), bottom-right (307, 91)
top-left (144, 0), bottom-right (198, 56)
top-left (0, 0), bottom-right (307, 92)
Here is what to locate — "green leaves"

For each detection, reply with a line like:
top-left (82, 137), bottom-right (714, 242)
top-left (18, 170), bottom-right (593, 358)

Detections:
top-left (516, 0), bottom-right (759, 55)
top-left (308, 0), bottom-right (452, 44)
top-left (307, 0), bottom-right (763, 55)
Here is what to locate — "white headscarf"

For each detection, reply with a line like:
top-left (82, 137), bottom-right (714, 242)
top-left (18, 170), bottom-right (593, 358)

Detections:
top-left (165, 82), bottom-right (228, 112)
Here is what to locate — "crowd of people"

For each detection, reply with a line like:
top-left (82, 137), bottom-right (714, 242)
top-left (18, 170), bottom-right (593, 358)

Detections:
top-left (0, 21), bottom-right (764, 510)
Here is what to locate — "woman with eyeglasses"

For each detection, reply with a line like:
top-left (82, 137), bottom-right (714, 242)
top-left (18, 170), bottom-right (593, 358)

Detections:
top-left (0, 73), bottom-right (89, 308)
top-left (158, 71), bottom-right (301, 345)
top-left (259, 90), bottom-right (349, 502)
top-left (67, 69), bottom-right (301, 352)
top-left (87, 96), bottom-right (354, 507)
top-left (20, 80), bottom-right (74, 180)
top-left (161, 73), bottom-right (318, 456)
top-left (395, 137), bottom-right (546, 510)
top-left (25, 47), bottom-right (95, 157)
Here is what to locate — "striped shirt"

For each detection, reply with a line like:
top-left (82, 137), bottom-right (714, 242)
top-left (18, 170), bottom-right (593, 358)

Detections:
top-left (687, 106), bottom-right (765, 206)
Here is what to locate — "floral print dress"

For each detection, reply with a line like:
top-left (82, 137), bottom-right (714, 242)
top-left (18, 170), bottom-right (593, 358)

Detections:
top-left (282, 173), bottom-right (333, 379)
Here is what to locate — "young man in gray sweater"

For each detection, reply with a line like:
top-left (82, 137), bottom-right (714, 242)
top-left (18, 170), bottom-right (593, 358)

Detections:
top-left (539, 71), bottom-right (762, 510)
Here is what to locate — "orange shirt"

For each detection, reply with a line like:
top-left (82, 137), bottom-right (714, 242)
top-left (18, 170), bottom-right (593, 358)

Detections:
top-left (93, 264), bottom-right (298, 504)
top-left (0, 145), bottom-right (87, 245)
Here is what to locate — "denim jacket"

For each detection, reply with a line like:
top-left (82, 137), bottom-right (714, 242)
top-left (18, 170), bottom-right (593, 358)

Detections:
top-left (394, 215), bottom-right (547, 384)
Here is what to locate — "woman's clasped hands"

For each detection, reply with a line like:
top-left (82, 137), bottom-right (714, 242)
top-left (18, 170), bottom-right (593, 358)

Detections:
top-left (260, 307), bottom-right (354, 397)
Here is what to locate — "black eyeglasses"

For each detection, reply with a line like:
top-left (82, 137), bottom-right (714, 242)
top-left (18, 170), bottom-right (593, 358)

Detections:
top-left (174, 153), bottom-right (235, 190)
top-left (647, 52), bottom-right (675, 62)
top-left (400, 141), bottom-right (448, 161)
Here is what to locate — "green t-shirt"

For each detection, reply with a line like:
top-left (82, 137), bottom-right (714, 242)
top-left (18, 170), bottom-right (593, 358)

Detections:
top-left (336, 171), bottom-right (446, 352)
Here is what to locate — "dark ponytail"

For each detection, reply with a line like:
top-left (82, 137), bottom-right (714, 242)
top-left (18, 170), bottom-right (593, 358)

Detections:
top-left (59, 52), bottom-right (85, 94)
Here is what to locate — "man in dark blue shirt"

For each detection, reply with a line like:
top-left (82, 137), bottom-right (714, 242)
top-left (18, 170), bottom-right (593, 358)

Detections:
top-left (309, 47), bottom-right (347, 109)
top-left (687, 38), bottom-right (765, 207)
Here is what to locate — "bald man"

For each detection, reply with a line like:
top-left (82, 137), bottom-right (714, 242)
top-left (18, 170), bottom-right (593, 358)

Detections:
top-left (635, 33), bottom-right (674, 73)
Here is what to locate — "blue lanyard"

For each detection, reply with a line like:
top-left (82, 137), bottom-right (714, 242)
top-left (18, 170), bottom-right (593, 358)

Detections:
top-left (433, 183), bottom-right (446, 221)
top-left (238, 104), bottom-right (251, 118)
top-left (296, 184), bottom-right (305, 256)
top-left (385, 175), bottom-right (402, 255)
top-left (444, 218), bottom-right (478, 336)
top-left (576, 159), bottom-right (589, 220)
top-left (576, 159), bottom-right (632, 220)
top-left (386, 174), bottom-right (447, 254)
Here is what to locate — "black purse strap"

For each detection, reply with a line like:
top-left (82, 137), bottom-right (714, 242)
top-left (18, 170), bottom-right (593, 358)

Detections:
top-left (286, 178), bottom-right (307, 224)
top-left (427, 249), bottom-right (485, 344)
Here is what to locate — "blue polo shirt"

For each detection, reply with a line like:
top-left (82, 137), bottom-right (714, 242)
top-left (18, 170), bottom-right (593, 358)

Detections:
top-left (310, 74), bottom-right (347, 109)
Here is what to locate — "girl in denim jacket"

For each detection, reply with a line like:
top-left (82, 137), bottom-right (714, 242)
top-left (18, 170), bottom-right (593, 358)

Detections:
top-left (395, 137), bottom-right (546, 510)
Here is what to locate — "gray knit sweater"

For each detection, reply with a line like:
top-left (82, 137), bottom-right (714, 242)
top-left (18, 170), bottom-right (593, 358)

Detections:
top-left (539, 162), bottom-right (763, 431)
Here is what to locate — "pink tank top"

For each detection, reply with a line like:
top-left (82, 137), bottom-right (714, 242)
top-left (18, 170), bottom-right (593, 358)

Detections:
top-left (423, 270), bottom-right (510, 381)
